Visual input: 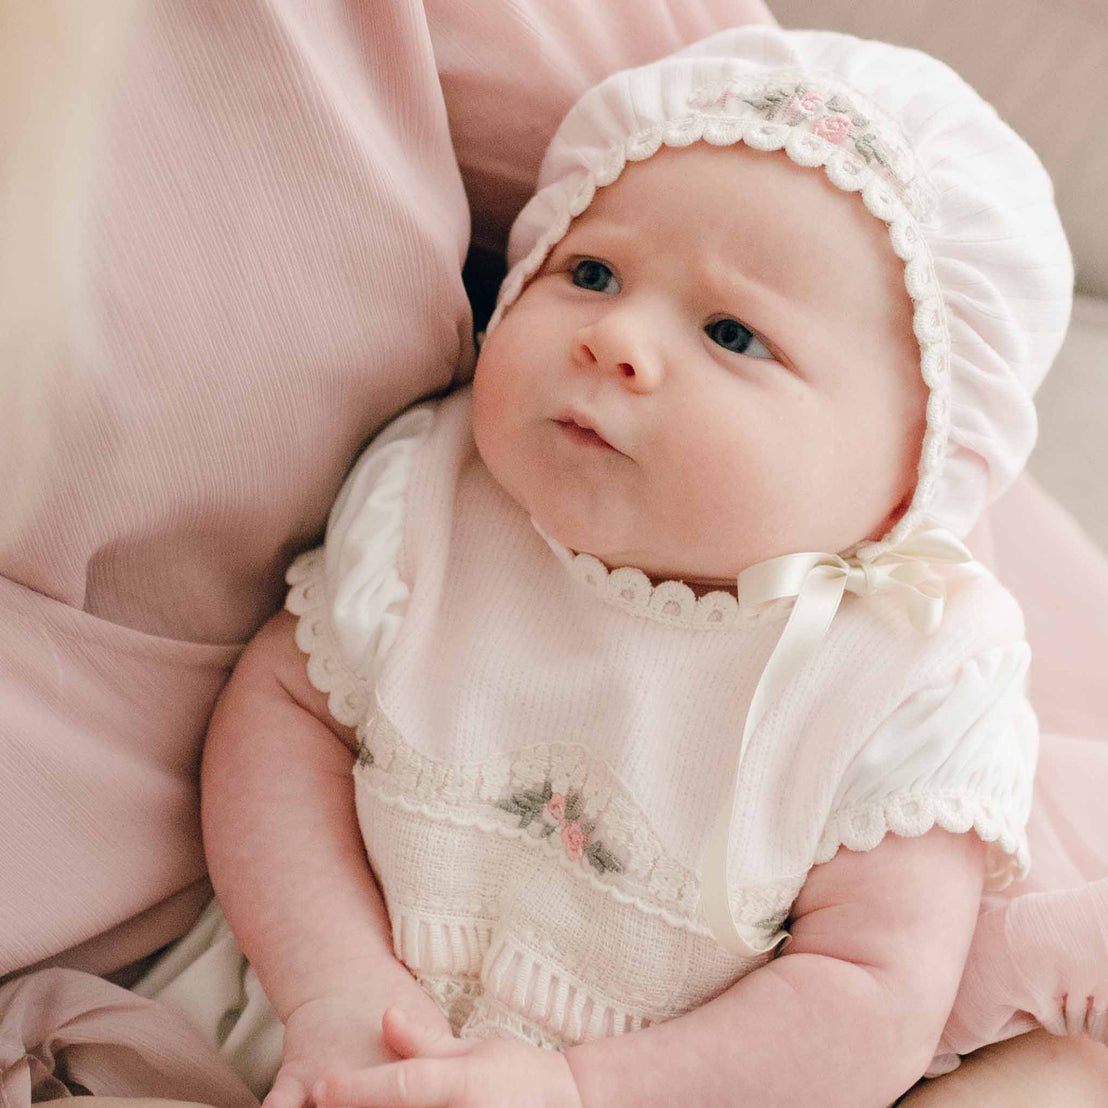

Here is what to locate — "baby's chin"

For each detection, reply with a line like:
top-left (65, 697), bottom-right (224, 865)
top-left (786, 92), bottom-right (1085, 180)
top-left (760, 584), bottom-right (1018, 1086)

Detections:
top-left (513, 471), bottom-right (900, 583)
top-left (531, 510), bottom-right (741, 586)
top-left (538, 519), bottom-right (888, 588)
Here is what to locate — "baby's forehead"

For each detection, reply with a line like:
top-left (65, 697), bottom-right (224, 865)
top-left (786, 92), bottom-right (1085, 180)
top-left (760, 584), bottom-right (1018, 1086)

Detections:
top-left (571, 142), bottom-right (906, 314)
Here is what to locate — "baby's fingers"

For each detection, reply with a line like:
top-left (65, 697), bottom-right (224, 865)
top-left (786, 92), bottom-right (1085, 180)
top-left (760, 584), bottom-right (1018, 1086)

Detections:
top-left (262, 1072), bottom-right (310, 1108)
top-left (314, 1058), bottom-right (460, 1108)
top-left (381, 1006), bottom-right (465, 1061)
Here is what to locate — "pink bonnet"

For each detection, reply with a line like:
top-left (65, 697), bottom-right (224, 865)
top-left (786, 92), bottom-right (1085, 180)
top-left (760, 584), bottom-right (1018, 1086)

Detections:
top-left (486, 25), bottom-right (1074, 557)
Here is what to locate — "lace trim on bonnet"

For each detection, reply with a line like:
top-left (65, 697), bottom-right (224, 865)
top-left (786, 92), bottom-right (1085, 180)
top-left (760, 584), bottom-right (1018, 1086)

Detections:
top-left (485, 69), bottom-right (952, 563)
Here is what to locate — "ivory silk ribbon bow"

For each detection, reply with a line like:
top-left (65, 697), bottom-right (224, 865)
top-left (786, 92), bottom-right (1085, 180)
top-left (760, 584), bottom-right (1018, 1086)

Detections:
top-left (699, 526), bottom-right (976, 957)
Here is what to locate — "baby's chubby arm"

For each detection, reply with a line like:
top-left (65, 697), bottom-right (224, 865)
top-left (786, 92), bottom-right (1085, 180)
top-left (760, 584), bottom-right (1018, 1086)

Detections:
top-left (201, 609), bottom-right (452, 1108)
top-left (564, 826), bottom-right (986, 1108)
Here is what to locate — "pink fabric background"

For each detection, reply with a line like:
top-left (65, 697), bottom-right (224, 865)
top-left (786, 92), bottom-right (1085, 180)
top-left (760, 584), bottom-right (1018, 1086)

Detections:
top-left (0, 1), bottom-right (1103, 1103)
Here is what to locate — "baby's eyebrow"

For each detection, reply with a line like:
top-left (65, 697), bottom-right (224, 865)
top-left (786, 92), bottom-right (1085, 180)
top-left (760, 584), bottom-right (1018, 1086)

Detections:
top-left (553, 218), bottom-right (830, 338)
top-left (555, 220), bottom-right (639, 254)
top-left (696, 258), bottom-right (783, 314)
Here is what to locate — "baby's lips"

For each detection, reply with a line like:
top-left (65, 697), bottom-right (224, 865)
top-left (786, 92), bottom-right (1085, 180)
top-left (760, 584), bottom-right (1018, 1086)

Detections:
top-left (554, 407), bottom-right (626, 454)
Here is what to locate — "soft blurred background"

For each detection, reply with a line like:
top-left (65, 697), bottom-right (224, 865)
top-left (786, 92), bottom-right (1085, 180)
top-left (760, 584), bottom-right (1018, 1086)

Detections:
top-left (770, 0), bottom-right (1108, 554)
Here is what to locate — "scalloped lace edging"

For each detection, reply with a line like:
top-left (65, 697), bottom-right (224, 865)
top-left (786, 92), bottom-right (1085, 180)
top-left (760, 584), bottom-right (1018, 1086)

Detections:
top-left (285, 548), bottom-right (374, 728)
top-left (284, 407), bottom-right (432, 727)
top-left (816, 792), bottom-right (1030, 890)
top-left (533, 520), bottom-right (792, 630)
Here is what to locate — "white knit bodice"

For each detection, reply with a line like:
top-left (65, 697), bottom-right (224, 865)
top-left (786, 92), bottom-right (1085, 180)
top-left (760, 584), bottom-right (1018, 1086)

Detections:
top-left (286, 387), bottom-right (1036, 1049)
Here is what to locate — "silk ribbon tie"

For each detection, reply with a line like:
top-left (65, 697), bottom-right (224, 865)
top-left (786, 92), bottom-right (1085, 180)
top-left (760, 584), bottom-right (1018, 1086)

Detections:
top-left (700, 526), bottom-right (975, 957)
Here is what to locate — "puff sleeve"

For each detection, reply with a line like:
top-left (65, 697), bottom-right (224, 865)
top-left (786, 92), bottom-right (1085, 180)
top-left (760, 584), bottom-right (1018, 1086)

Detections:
top-left (284, 403), bottom-right (437, 728)
top-left (816, 640), bottom-right (1037, 890)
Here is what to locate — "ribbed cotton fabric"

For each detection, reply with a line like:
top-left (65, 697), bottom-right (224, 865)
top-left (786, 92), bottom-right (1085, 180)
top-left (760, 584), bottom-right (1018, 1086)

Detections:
top-left (287, 389), bottom-right (1037, 1051)
top-left (0, 1), bottom-right (473, 992)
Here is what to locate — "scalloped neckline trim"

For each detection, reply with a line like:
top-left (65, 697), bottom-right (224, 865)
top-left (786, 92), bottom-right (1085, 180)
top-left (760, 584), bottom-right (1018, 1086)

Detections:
top-left (532, 520), bottom-right (791, 631)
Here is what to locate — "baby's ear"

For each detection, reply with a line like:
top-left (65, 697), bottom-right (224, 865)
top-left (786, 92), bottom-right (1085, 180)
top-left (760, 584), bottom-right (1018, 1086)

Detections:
top-left (869, 486), bottom-right (916, 541)
top-left (895, 486), bottom-right (916, 514)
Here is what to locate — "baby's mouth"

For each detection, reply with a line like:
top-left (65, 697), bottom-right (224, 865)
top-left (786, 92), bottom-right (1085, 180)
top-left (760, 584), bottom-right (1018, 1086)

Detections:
top-left (554, 417), bottom-right (620, 453)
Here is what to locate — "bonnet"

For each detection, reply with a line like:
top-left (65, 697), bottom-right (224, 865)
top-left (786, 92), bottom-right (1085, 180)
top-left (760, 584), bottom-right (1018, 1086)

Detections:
top-left (483, 26), bottom-right (1073, 955)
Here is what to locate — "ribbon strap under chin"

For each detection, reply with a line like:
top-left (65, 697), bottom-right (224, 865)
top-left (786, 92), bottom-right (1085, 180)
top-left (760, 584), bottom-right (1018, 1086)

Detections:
top-left (699, 527), bottom-right (975, 957)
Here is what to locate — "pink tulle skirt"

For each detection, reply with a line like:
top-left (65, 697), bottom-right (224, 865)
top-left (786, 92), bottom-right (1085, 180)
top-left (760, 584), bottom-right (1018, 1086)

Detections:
top-left (930, 732), bottom-right (1108, 1073)
top-left (930, 481), bottom-right (1108, 1073)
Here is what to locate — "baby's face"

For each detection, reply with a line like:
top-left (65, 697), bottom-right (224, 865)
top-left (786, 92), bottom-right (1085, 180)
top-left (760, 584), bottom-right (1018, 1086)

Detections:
top-left (473, 143), bottom-right (927, 585)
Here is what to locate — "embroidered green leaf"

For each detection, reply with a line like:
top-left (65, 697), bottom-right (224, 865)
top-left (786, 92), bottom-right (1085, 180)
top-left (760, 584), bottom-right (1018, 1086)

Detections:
top-left (357, 744), bottom-right (374, 769)
top-left (756, 914), bottom-right (788, 931)
top-left (741, 88), bottom-right (790, 119)
top-left (564, 792), bottom-right (583, 822)
top-left (586, 843), bottom-right (624, 875)
top-left (498, 780), bottom-right (558, 829)
top-left (496, 776), bottom-right (624, 876)
top-left (854, 133), bottom-right (889, 168)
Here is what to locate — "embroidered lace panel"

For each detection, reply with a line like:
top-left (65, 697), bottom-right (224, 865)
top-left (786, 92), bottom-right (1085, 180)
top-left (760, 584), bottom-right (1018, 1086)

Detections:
top-left (357, 709), bottom-right (804, 934)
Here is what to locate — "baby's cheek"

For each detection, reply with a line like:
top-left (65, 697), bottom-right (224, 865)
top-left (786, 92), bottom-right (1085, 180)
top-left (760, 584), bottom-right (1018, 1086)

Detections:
top-left (471, 364), bottom-right (515, 476)
top-left (651, 437), bottom-right (766, 534)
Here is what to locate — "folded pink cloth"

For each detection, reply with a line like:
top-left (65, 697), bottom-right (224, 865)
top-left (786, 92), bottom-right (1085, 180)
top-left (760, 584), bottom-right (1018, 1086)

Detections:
top-left (0, 969), bottom-right (257, 1108)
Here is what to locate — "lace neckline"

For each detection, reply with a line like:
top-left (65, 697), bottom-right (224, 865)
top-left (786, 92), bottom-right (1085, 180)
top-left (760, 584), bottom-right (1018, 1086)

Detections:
top-left (532, 520), bottom-right (790, 631)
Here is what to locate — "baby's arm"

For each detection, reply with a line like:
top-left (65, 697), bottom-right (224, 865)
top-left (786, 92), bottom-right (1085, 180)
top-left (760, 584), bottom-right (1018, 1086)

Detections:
top-left (564, 826), bottom-right (986, 1108)
top-left (201, 609), bottom-right (451, 1108)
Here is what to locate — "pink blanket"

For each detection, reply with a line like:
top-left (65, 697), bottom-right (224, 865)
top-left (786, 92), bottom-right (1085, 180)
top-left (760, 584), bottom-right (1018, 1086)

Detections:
top-left (1, 3), bottom-right (1103, 1104)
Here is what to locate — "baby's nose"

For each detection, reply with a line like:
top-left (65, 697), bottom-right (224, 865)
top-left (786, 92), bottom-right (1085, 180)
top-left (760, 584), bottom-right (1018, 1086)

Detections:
top-left (573, 314), bottom-right (662, 392)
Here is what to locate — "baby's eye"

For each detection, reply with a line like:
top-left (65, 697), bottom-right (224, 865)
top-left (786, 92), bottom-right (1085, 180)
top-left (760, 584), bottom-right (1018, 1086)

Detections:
top-left (571, 259), bottom-right (621, 295)
top-left (705, 318), bottom-right (773, 359)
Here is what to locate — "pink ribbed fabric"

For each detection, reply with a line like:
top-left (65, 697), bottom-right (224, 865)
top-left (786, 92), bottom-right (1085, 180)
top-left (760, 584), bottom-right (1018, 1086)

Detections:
top-left (1, 0), bottom-right (472, 987)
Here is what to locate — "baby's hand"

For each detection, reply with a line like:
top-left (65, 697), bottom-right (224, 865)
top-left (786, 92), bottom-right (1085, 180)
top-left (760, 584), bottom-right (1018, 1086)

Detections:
top-left (312, 1006), bottom-right (584, 1108)
top-left (263, 992), bottom-right (455, 1108)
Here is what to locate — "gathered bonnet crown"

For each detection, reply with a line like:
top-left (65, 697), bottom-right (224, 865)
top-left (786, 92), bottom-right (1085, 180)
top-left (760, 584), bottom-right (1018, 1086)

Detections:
top-left (483, 26), bottom-right (1073, 954)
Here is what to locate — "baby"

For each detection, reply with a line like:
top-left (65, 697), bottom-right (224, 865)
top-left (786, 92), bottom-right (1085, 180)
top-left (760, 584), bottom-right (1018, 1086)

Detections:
top-left (199, 25), bottom-right (1076, 1108)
